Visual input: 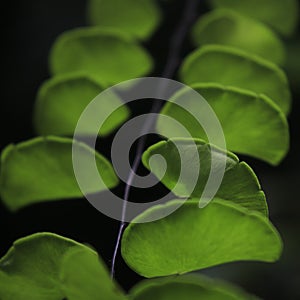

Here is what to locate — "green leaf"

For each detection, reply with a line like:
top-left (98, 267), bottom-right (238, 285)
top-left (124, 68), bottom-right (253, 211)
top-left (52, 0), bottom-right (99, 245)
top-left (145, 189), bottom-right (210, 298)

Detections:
top-left (0, 136), bottom-right (118, 211)
top-left (157, 83), bottom-right (289, 165)
top-left (210, 0), bottom-right (299, 37)
top-left (0, 233), bottom-right (125, 300)
top-left (191, 9), bottom-right (286, 65)
top-left (129, 274), bottom-right (257, 300)
top-left (49, 27), bottom-right (153, 86)
top-left (0, 233), bottom-right (94, 300)
top-left (34, 74), bottom-right (130, 136)
top-left (180, 44), bottom-right (291, 114)
top-left (87, 0), bottom-right (161, 40)
top-left (0, 270), bottom-right (56, 300)
top-left (121, 199), bottom-right (283, 278)
top-left (142, 138), bottom-right (267, 215)
top-left (60, 248), bottom-right (127, 300)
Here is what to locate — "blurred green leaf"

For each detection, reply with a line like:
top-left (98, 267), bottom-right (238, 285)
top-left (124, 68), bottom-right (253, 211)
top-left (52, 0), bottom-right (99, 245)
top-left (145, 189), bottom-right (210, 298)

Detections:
top-left (0, 233), bottom-right (94, 300)
top-left (49, 27), bottom-right (153, 86)
top-left (191, 9), bottom-right (286, 65)
top-left (129, 274), bottom-right (257, 300)
top-left (0, 270), bottom-right (53, 300)
top-left (180, 44), bottom-right (291, 114)
top-left (210, 0), bottom-right (299, 37)
top-left (34, 74), bottom-right (130, 136)
top-left (60, 248), bottom-right (126, 300)
top-left (142, 138), bottom-right (267, 215)
top-left (157, 83), bottom-right (289, 165)
top-left (0, 136), bottom-right (118, 211)
top-left (87, 0), bottom-right (161, 40)
top-left (121, 199), bottom-right (282, 278)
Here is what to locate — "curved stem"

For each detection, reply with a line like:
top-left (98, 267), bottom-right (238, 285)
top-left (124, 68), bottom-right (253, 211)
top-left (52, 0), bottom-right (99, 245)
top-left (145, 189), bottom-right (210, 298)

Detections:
top-left (110, 0), bottom-right (199, 279)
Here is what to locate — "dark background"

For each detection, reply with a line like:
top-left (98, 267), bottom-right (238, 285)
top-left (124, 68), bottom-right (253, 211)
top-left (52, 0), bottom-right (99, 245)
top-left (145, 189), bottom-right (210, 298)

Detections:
top-left (1, 1), bottom-right (299, 299)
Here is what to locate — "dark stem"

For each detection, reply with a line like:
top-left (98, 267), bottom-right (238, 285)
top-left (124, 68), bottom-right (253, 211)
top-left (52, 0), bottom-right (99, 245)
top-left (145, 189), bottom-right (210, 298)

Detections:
top-left (110, 0), bottom-right (199, 279)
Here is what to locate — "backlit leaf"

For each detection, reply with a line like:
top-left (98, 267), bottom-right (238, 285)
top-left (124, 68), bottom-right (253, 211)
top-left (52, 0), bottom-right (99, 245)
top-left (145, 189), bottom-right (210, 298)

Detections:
top-left (60, 248), bottom-right (126, 300)
top-left (34, 74), bottom-right (130, 136)
top-left (121, 199), bottom-right (282, 278)
top-left (87, 0), bottom-right (161, 40)
top-left (49, 27), bottom-right (153, 86)
top-left (210, 0), bottom-right (299, 36)
top-left (191, 9), bottom-right (286, 65)
top-left (0, 136), bottom-right (118, 211)
top-left (157, 83), bottom-right (289, 165)
top-left (129, 274), bottom-right (257, 300)
top-left (0, 233), bottom-right (126, 300)
top-left (180, 44), bottom-right (291, 114)
top-left (142, 138), bottom-right (267, 215)
top-left (0, 233), bottom-right (94, 300)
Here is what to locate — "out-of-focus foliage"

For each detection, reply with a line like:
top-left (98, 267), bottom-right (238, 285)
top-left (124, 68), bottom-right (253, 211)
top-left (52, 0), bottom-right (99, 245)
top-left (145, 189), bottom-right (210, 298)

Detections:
top-left (87, 0), bottom-right (161, 40)
top-left (129, 275), bottom-right (257, 300)
top-left (210, 0), bottom-right (299, 36)
top-left (180, 44), bottom-right (291, 114)
top-left (191, 9), bottom-right (286, 65)
top-left (49, 27), bottom-right (153, 86)
top-left (34, 74), bottom-right (130, 136)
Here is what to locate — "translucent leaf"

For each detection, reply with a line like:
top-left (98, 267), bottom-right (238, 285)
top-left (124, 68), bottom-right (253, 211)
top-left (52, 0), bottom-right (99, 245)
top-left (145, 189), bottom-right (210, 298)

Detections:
top-left (210, 0), bottom-right (299, 37)
top-left (61, 248), bottom-right (126, 300)
top-left (0, 270), bottom-right (58, 300)
top-left (0, 233), bottom-right (125, 300)
top-left (49, 27), bottom-right (153, 86)
top-left (0, 136), bottom-right (118, 211)
top-left (121, 199), bottom-right (282, 278)
top-left (180, 44), bottom-right (291, 114)
top-left (191, 9), bottom-right (286, 65)
top-left (87, 0), bottom-right (162, 40)
top-left (34, 74), bottom-right (130, 136)
top-left (157, 84), bottom-right (289, 165)
top-left (142, 139), bottom-right (267, 215)
top-left (0, 233), bottom-right (94, 300)
top-left (129, 274), bottom-right (257, 300)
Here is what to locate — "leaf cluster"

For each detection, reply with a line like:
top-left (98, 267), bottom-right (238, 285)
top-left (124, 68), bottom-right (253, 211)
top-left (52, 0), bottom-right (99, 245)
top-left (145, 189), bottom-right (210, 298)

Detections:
top-left (0, 0), bottom-right (298, 299)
